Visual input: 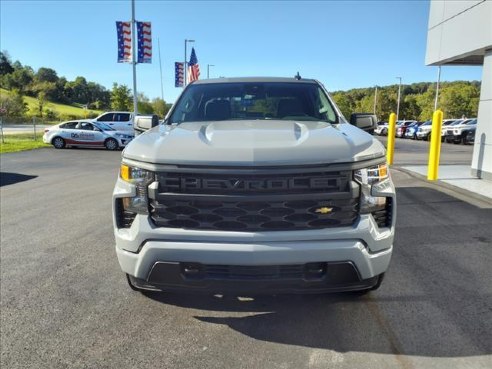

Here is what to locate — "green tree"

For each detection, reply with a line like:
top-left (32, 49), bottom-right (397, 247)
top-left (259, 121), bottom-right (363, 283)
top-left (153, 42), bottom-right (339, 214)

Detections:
top-left (110, 83), bottom-right (132, 111)
top-left (151, 98), bottom-right (170, 118)
top-left (137, 93), bottom-right (154, 114)
top-left (36, 67), bottom-right (58, 83)
top-left (0, 51), bottom-right (14, 75)
top-left (401, 94), bottom-right (420, 120)
top-left (416, 88), bottom-right (435, 120)
top-left (440, 83), bottom-right (480, 118)
top-left (0, 89), bottom-right (28, 117)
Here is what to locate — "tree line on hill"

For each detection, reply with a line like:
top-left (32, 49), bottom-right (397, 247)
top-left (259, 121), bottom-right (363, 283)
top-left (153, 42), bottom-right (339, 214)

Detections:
top-left (0, 51), bottom-right (480, 123)
top-left (330, 80), bottom-right (480, 122)
top-left (0, 51), bottom-right (170, 121)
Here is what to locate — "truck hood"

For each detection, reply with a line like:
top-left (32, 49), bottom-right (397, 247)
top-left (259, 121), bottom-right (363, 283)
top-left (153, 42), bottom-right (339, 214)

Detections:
top-left (123, 120), bottom-right (385, 166)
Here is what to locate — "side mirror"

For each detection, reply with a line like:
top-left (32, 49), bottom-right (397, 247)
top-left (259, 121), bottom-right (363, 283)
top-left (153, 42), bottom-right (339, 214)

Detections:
top-left (350, 113), bottom-right (378, 133)
top-left (134, 114), bottom-right (159, 135)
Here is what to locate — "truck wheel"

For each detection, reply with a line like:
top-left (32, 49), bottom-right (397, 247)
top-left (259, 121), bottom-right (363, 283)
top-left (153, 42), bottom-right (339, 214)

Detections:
top-left (52, 137), bottom-right (66, 149)
top-left (105, 138), bottom-right (119, 150)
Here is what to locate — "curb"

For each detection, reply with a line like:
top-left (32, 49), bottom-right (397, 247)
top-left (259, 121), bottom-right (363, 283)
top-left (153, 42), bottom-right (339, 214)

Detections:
top-left (394, 166), bottom-right (492, 206)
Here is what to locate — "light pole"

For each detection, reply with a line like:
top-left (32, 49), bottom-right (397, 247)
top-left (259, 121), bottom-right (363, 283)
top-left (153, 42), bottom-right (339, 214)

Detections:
top-left (396, 77), bottom-right (402, 121)
top-left (373, 86), bottom-right (378, 115)
top-left (207, 64), bottom-right (215, 79)
top-left (184, 39), bottom-right (195, 87)
top-left (434, 66), bottom-right (441, 111)
top-left (131, 0), bottom-right (138, 116)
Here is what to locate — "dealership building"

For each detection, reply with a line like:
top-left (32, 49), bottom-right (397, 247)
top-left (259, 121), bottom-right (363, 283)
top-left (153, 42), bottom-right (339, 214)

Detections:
top-left (426, 0), bottom-right (492, 179)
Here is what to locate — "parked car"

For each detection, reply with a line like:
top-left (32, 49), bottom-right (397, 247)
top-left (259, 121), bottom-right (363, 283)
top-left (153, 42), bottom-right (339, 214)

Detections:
top-left (43, 120), bottom-right (134, 150)
top-left (396, 120), bottom-right (417, 138)
top-left (463, 126), bottom-right (476, 145)
top-left (449, 119), bottom-right (477, 144)
top-left (416, 120), bottom-right (432, 140)
top-left (404, 121), bottom-right (424, 139)
top-left (93, 111), bottom-right (134, 131)
top-left (444, 119), bottom-right (473, 143)
top-left (440, 119), bottom-right (457, 142)
top-left (374, 123), bottom-right (388, 136)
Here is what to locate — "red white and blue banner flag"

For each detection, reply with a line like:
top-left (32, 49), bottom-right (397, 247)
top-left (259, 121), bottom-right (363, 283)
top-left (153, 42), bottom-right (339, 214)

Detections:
top-left (116, 21), bottom-right (132, 63)
top-left (137, 21), bottom-right (152, 63)
top-left (175, 62), bottom-right (184, 87)
top-left (187, 47), bottom-right (200, 83)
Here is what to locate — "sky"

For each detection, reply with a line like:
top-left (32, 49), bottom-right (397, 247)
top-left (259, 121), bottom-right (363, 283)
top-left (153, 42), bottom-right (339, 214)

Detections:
top-left (0, 0), bottom-right (483, 103)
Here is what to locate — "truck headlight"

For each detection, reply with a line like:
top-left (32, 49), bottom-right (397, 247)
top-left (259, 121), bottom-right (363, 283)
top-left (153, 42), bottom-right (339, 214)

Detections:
top-left (354, 163), bottom-right (389, 214)
top-left (119, 164), bottom-right (155, 214)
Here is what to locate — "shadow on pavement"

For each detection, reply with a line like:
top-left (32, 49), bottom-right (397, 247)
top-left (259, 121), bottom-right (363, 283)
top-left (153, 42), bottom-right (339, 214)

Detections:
top-left (0, 172), bottom-right (38, 187)
top-left (144, 186), bottom-right (492, 358)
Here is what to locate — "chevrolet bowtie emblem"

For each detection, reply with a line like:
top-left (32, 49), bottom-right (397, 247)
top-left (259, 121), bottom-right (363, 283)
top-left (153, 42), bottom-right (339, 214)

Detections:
top-left (315, 207), bottom-right (333, 214)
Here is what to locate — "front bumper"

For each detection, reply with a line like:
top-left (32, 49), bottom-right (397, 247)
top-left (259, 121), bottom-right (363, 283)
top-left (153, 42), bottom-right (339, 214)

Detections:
top-left (416, 130), bottom-right (430, 138)
top-left (113, 175), bottom-right (396, 293)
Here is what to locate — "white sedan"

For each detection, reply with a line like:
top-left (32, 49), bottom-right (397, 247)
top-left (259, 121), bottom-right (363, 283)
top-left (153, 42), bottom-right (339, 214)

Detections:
top-left (43, 121), bottom-right (134, 150)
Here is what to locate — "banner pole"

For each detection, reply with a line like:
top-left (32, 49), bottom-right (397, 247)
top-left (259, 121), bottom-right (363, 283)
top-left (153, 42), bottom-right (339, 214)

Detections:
top-left (158, 38), bottom-right (164, 100)
top-left (131, 0), bottom-right (138, 116)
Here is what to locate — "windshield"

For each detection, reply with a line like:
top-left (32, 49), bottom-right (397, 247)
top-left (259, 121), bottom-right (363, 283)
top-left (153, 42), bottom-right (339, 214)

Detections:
top-left (94, 122), bottom-right (115, 131)
top-left (168, 82), bottom-right (338, 124)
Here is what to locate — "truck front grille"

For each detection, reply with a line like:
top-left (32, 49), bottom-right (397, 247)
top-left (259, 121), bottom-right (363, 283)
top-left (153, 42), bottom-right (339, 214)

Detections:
top-left (149, 168), bottom-right (359, 231)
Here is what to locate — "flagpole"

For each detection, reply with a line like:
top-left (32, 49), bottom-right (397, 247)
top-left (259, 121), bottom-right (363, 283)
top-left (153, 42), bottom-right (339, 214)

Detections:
top-left (131, 0), bottom-right (138, 116)
top-left (184, 40), bottom-right (187, 88)
top-left (158, 38), bottom-right (164, 100)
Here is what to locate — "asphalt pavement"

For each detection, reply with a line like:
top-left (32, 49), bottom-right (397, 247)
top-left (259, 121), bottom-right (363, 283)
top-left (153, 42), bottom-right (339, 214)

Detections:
top-left (1, 139), bottom-right (491, 369)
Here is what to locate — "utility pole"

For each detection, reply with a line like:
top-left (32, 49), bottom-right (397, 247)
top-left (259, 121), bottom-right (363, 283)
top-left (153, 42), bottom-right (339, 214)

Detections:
top-left (131, 0), bottom-right (138, 116)
top-left (396, 77), bottom-right (402, 121)
top-left (373, 86), bottom-right (378, 115)
top-left (434, 66), bottom-right (441, 111)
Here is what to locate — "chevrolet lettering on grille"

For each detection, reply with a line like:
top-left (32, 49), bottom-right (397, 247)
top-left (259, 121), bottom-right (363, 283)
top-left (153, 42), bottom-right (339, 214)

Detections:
top-left (161, 177), bottom-right (339, 192)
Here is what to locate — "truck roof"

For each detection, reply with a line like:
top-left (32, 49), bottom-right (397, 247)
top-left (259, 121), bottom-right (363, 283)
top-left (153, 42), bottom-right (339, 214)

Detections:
top-left (192, 77), bottom-right (318, 84)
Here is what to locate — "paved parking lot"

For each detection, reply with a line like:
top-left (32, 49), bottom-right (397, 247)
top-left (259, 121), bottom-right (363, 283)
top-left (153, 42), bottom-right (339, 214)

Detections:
top-left (1, 140), bottom-right (491, 369)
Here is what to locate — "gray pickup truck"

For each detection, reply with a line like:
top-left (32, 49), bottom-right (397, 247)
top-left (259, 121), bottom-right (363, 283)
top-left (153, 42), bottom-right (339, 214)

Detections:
top-left (113, 77), bottom-right (396, 295)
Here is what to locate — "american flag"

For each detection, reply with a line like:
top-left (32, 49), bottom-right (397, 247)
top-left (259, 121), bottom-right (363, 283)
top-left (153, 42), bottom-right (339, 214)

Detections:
top-left (116, 21), bottom-right (132, 63)
top-left (187, 47), bottom-right (200, 83)
top-left (175, 62), bottom-right (184, 87)
top-left (137, 21), bottom-right (152, 63)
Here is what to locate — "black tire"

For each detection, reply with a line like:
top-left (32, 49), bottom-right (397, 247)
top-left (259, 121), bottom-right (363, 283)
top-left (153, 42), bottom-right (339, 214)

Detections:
top-left (52, 136), bottom-right (66, 149)
top-left (453, 139), bottom-right (461, 144)
top-left (381, 128), bottom-right (388, 136)
top-left (105, 138), bottom-right (119, 150)
top-left (425, 133), bottom-right (431, 141)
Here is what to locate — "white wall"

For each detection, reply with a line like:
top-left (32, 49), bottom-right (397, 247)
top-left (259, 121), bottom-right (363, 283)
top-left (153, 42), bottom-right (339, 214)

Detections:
top-left (426, 0), bottom-right (492, 65)
top-left (471, 50), bottom-right (492, 179)
top-left (427, 0), bottom-right (492, 180)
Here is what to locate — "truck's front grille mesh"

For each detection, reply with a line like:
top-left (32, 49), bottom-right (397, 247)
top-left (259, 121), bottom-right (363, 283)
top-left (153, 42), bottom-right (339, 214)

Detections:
top-left (149, 169), bottom-right (359, 231)
top-left (150, 197), bottom-right (358, 231)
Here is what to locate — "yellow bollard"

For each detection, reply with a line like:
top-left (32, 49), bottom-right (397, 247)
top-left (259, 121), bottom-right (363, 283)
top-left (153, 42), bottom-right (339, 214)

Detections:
top-left (427, 110), bottom-right (444, 180)
top-left (386, 113), bottom-right (397, 165)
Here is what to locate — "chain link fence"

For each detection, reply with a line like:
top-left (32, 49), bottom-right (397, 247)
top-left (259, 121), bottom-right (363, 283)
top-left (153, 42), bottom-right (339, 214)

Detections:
top-left (0, 116), bottom-right (53, 143)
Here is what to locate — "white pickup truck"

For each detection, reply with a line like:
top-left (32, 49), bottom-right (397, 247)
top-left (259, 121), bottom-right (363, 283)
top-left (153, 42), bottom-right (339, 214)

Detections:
top-left (112, 77), bottom-right (396, 296)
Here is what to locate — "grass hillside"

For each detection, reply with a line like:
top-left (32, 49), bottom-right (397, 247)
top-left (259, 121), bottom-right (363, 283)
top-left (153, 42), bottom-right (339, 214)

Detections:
top-left (0, 88), bottom-right (102, 122)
